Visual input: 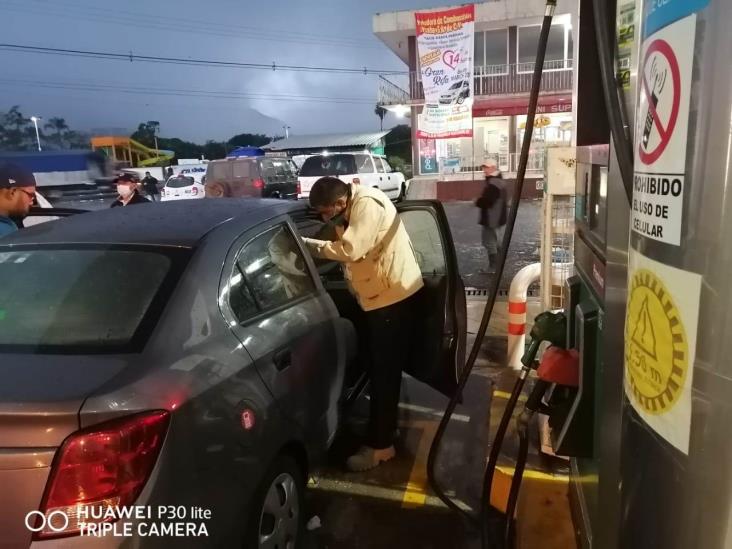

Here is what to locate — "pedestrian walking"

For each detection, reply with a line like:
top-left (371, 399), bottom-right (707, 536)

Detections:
top-left (302, 177), bottom-right (423, 472)
top-left (0, 162), bottom-right (37, 237)
top-left (142, 171), bottom-right (160, 202)
top-left (475, 160), bottom-right (507, 273)
top-left (111, 174), bottom-right (150, 208)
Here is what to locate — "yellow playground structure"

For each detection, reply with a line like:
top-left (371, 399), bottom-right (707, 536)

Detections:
top-left (90, 136), bottom-right (175, 167)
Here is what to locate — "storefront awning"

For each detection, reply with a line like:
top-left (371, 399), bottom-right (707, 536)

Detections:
top-left (472, 93), bottom-right (572, 117)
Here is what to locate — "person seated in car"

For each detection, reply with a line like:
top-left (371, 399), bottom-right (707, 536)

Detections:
top-left (111, 174), bottom-right (150, 207)
top-left (0, 162), bottom-right (37, 237)
top-left (301, 176), bottom-right (423, 472)
top-left (267, 228), bottom-right (312, 299)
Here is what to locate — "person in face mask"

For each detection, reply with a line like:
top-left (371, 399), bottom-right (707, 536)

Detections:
top-left (110, 174), bottom-right (150, 208)
top-left (302, 177), bottom-right (424, 472)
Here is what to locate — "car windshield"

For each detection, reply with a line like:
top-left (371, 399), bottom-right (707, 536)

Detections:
top-left (0, 247), bottom-right (182, 353)
top-left (449, 80), bottom-right (464, 89)
top-left (166, 176), bottom-right (195, 188)
top-left (299, 154), bottom-right (357, 177)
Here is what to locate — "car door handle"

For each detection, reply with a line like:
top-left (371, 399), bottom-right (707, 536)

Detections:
top-left (273, 348), bottom-right (292, 371)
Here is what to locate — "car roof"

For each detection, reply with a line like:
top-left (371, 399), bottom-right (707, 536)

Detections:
top-left (1, 199), bottom-right (308, 248)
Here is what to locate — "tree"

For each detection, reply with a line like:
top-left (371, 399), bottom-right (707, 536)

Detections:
top-left (130, 121), bottom-right (158, 148)
top-left (0, 105), bottom-right (30, 150)
top-left (385, 124), bottom-right (411, 161)
top-left (374, 105), bottom-right (388, 131)
top-left (44, 117), bottom-right (69, 146)
top-left (227, 133), bottom-right (271, 148)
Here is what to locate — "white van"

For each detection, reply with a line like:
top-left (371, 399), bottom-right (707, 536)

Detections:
top-left (297, 153), bottom-right (406, 201)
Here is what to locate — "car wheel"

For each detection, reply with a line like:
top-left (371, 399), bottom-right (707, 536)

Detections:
top-left (397, 183), bottom-right (406, 202)
top-left (247, 455), bottom-right (305, 549)
top-left (457, 96), bottom-right (465, 104)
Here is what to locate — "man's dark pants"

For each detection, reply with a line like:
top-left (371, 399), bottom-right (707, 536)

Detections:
top-left (365, 289), bottom-right (421, 449)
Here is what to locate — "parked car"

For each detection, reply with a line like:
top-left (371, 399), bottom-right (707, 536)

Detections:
top-left (0, 198), bottom-right (465, 547)
top-left (438, 80), bottom-right (470, 105)
top-left (298, 153), bottom-right (407, 201)
top-left (204, 157), bottom-right (298, 200)
top-left (161, 175), bottom-right (205, 201)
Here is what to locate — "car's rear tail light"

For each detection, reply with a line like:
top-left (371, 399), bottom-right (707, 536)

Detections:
top-left (252, 178), bottom-right (265, 190)
top-left (191, 186), bottom-right (198, 196)
top-left (352, 177), bottom-right (361, 185)
top-left (34, 411), bottom-right (170, 539)
top-left (296, 180), bottom-right (301, 196)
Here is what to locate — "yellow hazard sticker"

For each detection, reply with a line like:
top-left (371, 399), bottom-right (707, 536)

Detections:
top-left (625, 269), bottom-right (687, 414)
top-left (624, 250), bottom-right (701, 454)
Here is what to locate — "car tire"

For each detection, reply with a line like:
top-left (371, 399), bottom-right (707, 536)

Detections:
top-left (457, 96), bottom-right (465, 105)
top-left (246, 455), bottom-right (305, 549)
top-left (397, 183), bottom-right (406, 202)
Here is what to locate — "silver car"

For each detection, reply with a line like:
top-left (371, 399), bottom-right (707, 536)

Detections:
top-left (0, 198), bottom-right (465, 548)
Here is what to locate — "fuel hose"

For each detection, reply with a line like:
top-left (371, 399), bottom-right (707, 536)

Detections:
top-left (592, 0), bottom-right (634, 203)
top-left (424, 0), bottom-right (558, 544)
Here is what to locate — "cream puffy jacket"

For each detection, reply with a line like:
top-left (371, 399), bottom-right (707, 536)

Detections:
top-left (303, 185), bottom-right (424, 312)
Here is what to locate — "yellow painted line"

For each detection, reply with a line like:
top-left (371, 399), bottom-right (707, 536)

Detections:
top-left (495, 465), bottom-right (568, 482)
top-left (494, 390), bottom-right (527, 402)
top-left (401, 420), bottom-right (438, 509)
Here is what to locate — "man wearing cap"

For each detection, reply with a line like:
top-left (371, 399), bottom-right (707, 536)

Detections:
top-left (111, 174), bottom-right (150, 208)
top-left (0, 161), bottom-right (37, 237)
top-left (475, 160), bottom-right (508, 273)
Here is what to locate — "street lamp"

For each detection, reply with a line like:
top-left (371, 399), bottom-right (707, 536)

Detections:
top-left (30, 116), bottom-right (42, 151)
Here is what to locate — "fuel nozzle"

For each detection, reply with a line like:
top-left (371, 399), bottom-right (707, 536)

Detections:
top-left (520, 311), bottom-right (567, 368)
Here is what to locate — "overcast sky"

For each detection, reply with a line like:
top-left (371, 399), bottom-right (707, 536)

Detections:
top-left (0, 0), bottom-right (451, 143)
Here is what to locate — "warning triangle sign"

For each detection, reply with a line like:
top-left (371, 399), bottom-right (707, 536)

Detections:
top-left (632, 297), bottom-right (657, 360)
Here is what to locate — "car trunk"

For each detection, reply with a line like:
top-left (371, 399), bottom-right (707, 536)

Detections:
top-left (0, 355), bottom-right (128, 546)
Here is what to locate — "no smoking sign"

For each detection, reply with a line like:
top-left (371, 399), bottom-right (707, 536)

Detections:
top-left (632, 15), bottom-right (696, 246)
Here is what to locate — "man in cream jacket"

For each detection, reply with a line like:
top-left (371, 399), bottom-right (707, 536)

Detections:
top-left (302, 177), bottom-right (423, 471)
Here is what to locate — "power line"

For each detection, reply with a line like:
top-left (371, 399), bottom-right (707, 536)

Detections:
top-left (0, 77), bottom-right (377, 105)
top-left (0, 44), bottom-right (407, 76)
top-left (0, 0), bottom-right (383, 50)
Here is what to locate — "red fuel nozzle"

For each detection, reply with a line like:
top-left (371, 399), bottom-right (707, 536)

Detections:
top-left (536, 346), bottom-right (580, 388)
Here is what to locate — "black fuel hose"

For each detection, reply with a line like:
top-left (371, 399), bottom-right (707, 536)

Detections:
top-left (592, 0), bottom-right (634, 203)
top-left (424, 0), bottom-right (558, 539)
top-left (503, 379), bottom-right (550, 546)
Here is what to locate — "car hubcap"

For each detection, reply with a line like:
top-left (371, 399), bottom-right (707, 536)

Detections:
top-left (258, 473), bottom-right (299, 549)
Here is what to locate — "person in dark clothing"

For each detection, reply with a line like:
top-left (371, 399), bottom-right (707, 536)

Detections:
top-left (142, 171), bottom-right (160, 202)
top-left (475, 160), bottom-right (507, 272)
top-left (0, 162), bottom-right (36, 237)
top-left (110, 174), bottom-right (150, 208)
top-left (166, 167), bottom-right (174, 180)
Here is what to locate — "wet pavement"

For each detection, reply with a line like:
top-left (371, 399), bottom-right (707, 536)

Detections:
top-left (443, 200), bottom-right (542, 291)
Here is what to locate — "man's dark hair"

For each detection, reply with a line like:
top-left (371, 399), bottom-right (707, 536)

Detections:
top-left (309, 177), bottom-right (349, 208)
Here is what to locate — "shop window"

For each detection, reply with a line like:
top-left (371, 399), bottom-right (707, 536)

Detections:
top-left (474, 32), bottom-right (485, 66)
top-left (518, 24), bottom-right (568, 65)
top-left (484, 29), bottom-right (508, 67)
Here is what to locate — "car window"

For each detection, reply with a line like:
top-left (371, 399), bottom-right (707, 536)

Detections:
top-left (381, 158), bottom-right (394, 173)
top-left (355, 154), bottom-right (375, 174)
top-left (233, 160), bottom-right (251, 179)
top-left (260, 158), bottom-right (294, 179)
top-left (400, 210), bottom-right (447, 275)
top-left (300, 154), bottom-right (357, 177)
top-left (0, 248), bottom-right (176, 351)
top-left (166, 176), bottom-right (195, 188)
top-left (374, 157), bottom-right (386, 173)
top-left (228, 225), bottom-right (316, 323)
top-left (209, 162), bottom-right (232, 180)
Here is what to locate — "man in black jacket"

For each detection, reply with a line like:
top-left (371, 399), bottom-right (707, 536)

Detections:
top-left (111, 174), bottom-right (150, 208)
top-left (475, 160), bottom-right (507, 273)
top-left (142, 171), bottom-right (160, 202)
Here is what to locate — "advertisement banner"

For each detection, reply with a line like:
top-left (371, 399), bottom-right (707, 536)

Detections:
top-left (415, 5), bottom-right (474, 139)
top-left (418, 139), bottom-right (438, 174)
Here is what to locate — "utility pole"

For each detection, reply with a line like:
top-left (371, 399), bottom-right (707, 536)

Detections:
top-left (30, 116), bottom-right (42, 151)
